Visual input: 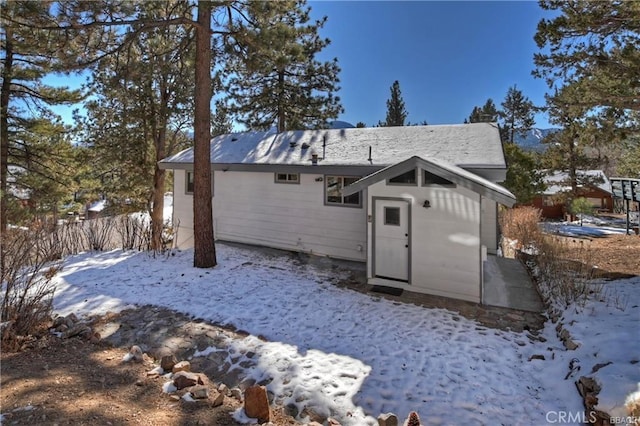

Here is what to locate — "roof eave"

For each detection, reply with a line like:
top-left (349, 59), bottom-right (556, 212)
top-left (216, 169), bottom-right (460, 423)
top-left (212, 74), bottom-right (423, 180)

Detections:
top-left (343, 156), bottom-right (516, 207)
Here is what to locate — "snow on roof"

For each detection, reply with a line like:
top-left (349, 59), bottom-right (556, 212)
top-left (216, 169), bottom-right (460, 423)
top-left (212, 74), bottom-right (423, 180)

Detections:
top-left (160, 123), bottom-right (506, 169)
top-left (88, 199), bottom-right (107, 212)
top-left (542, 170), bottom-right (612, 195)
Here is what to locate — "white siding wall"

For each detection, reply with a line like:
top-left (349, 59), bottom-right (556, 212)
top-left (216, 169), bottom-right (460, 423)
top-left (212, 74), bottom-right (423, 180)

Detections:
top-left (172, 170), bottom-right (195, 248)
top-left (481, 197), bottom-right (498, 254)
top-left (174, 171), bottom-right (366, 261)
top-left (367, 171), bottom-right (482, 303)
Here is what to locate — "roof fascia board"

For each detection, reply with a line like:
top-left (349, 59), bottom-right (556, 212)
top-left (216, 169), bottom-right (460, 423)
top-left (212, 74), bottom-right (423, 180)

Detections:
top-left (158, 161), bottom-right (384, 176)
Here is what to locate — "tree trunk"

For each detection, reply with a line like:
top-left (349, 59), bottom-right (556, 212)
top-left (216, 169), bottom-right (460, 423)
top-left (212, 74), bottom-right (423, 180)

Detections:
top-left (277, 69), bottom-right (285, 132)
top-left (192, 0), bottom-right (216, 268)
top-left (1, 26), bottom-right (13, 238)
top-left (150, 166), bottom-right (165, 251)
top-left (150, 97), bottom-right (168, 252)
top-left (1, 25), bottom-right (13, 277)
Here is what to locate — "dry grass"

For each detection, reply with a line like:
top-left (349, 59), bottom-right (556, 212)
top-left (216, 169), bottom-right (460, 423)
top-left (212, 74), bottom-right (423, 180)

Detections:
top-left (500, 206), bottom-right (605, 310)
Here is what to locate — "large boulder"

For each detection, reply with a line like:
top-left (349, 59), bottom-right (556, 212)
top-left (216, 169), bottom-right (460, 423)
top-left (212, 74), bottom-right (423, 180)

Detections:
top-left (244, 385), bottom-right (270, 423)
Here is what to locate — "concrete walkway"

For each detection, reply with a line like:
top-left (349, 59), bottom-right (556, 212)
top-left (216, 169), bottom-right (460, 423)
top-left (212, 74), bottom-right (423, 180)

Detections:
top-left (483, 255), bottom-right (544, 313)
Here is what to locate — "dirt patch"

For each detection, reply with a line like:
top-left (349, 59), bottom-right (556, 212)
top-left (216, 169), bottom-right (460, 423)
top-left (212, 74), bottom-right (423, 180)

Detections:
top-left (0, 335), bottom-right (298, 425)
top-left (558, 234), bottom-right (640, 278)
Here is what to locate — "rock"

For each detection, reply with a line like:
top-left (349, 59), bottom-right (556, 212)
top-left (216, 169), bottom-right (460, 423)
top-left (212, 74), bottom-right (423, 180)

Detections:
top-left (62, 324), bottom-right (92, 339)
top-left (172, 361), bottom-right (191, 373)
top-left (189, 385), bottom-right (209, 399)
top-left (285, 403), bottom-right (299, 419)
top-left (564, 338), bottom-right (579, 350)
top-left (217, 383), bottom-right (229, 396)
top-left (173, 371), bottom-right (202, 390)
top-left (378, 412), bottom-right (398, 426)
top-left (129, 345), bottom-right (144, 362)
top-left (405, 411), bottom-right (421, 426)
top-left (244, 385), bottom-right (270, 423)
top-left (65, 313), bottom-right (78, 327)
top-left (301, 407), bottom-right (325, 424)
top-left (528, 354), bottom-right (545, 361)
top-left (52, 316), bottom-right (66, 328)
top-left (230, 387), bottom-right (243, 401)
top-left (161, 354), bottom-right (178, 372)
top-left (212, 391), bottom-right (225, 407)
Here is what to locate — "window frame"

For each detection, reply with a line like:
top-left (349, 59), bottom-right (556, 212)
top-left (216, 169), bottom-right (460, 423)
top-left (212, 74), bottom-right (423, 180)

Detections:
top-left (274, 172), bottom-right (300, 184)
top-left (422, 169), bottom-right (456, 187)
top-left (384, 206), bottom-right (401, 226)
top-left (324, 175), bottom-right (362, 208)
top-left (185, 170), bottom-right (214, 196)
top-left (386, 168), bottom-right (418, 186)
top-left (185, 171), bottom-right (194, 194)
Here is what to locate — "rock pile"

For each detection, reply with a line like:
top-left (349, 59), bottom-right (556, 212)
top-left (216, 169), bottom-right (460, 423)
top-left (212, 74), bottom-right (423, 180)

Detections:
top-left (124, 345), bottom-right (281, 424)
top-left (50, 313), bottom-right (99, 342)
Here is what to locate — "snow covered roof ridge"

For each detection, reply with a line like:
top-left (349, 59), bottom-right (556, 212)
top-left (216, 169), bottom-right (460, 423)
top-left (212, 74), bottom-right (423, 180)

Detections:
top-left (159, 123), bottom-right (506, 169)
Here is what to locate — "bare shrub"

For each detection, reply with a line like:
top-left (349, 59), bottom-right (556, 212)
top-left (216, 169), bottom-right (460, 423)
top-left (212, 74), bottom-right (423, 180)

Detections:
top-left (54, 222), bottom-right (90, 256)
top-left (1, 228), bottom-right (61, 351)
top-left (162, 217), bottom-right (178, 250)
top-left (499, 206), bottom-right (543, 251)
top-left (500, 206), bottom-right (604, 311)
top-left (114, 215), bottom-right (151, 251)
top-left (534, 235), bottom-right (596, 309)
top-left (83, 217), bottom-right (117, 251)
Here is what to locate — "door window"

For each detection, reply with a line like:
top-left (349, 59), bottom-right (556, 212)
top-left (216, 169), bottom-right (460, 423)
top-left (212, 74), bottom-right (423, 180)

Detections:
top-left (384, 206), bottom-right (401, 226)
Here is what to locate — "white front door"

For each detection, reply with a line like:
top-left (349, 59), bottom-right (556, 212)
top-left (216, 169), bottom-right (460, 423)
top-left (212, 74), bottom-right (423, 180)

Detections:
top-left (374, 199), bottom-right (409, 282)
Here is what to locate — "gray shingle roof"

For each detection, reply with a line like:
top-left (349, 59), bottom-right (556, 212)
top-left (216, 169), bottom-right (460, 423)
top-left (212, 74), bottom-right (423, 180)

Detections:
top-left (160, 123), bottom-right (506, 169)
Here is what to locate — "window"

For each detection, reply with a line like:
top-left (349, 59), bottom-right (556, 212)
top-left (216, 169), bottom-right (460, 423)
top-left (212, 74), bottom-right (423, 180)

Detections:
top-left (384, 207), bottom-right (400, 226)
top-left (423, 170), bottom-right (453, 186)
top-left (388, 169), bottom-right (417, 185)
top-left (186, 171), bottom-right (194, 194)
top-left (186, 170), bottom-right (214, 196)
top-left (326, 176), bottom-right (361, 206)
top-left (275, 173), bottom-right (299, 184)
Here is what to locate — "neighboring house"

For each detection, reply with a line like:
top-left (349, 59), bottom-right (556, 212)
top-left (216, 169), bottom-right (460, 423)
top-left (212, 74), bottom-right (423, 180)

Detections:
top-left (159, 123), bottom-right (515, 303)
top-left (85, 199), bottom-right (108, 220)
top-left (531, 170), bottom-right (613, 219)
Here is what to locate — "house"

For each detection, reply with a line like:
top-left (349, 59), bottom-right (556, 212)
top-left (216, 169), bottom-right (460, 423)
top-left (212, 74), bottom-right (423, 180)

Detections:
top-left (531, 170), bottom-right (613, 219)
top-left (159, 123), bottom-right (515, 303)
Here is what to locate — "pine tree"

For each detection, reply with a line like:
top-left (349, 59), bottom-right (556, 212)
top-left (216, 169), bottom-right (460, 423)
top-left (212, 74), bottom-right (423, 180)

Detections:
top-left (381, 80), bottom-right (407, 126)
top-left (503, 143), bottom-right (545, 204)
top-left (534, 1), bottom-right (640, 121)
top-left (1, 1), bottom-right (81, 234)
top-left (542, 84), bottom-right (602, 204)
top-left (467, 99), bottom-right (498, 123)
top-left (500, 85), bottom-right (535, 144)
top-left (78, 0), bottom-right (195, 251)
top-left (36, 1), bottom-right (272, 267)
top-left (224, 0), bottom-right (343, 132)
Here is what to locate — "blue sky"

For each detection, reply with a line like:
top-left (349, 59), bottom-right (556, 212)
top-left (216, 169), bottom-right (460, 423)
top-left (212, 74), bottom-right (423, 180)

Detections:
top-left (308, 0), bottom-right (554, 128)
top-left (47, 1), bottom-right (555, 129)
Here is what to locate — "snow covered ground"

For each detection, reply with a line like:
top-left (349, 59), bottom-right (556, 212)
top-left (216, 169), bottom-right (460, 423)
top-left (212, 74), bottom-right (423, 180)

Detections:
top-left (541, 213), bottom-right (638, 238)
top-left (49, 240), bottom-right (639, 425)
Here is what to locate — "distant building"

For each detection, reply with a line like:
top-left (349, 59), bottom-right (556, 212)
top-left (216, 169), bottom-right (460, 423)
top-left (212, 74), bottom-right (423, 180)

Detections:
top-left (531, 170), bottom-right (613, 219)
